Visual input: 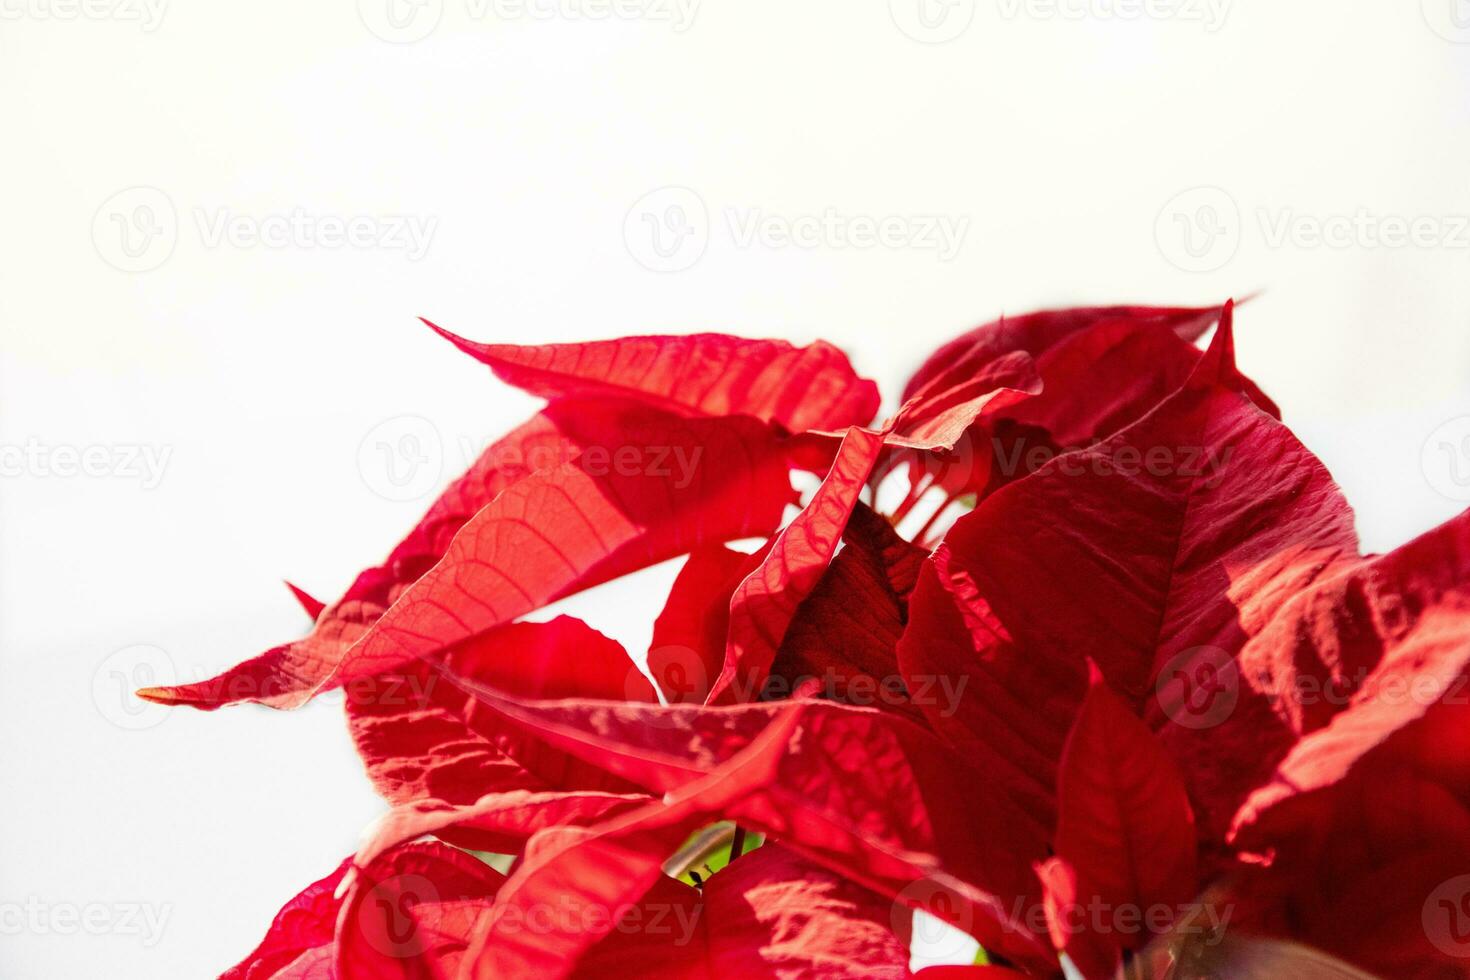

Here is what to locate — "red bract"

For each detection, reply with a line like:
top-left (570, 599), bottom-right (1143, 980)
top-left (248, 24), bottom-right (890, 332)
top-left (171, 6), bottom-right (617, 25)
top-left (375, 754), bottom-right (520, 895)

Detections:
top-left (146, 306), bottom-right (1470, 980)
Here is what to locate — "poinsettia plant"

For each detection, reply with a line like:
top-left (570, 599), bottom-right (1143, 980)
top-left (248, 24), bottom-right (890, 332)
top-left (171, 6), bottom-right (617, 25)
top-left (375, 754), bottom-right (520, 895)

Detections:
top-left (141, 301), bottom-right (1470, 979)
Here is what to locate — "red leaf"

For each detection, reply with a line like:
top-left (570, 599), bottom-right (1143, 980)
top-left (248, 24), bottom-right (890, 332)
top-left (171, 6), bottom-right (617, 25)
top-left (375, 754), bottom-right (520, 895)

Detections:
top-left (712, 426), bottom-right (888, 703)
top-left (346, 616), bottom-right (657, 852)
top-left (357, 789), bottom-right (650, 873)
top-left (901, 302), bottom-right (1227, 404)
top-left (422, 321), bottom-right (880, 433)
top-left (647, 544), bottom-right (767, 705)
top-left (1046, 666), bottom-right (1196, 965)
top-left (147, 404), bottom-right (797, 709)
top-left (1034, 856), bottom-right (1119, 980)
top-left (711, 363), bottom-right (1036, 706)
top-left (284, 581), bottom-right (326, 622)
top-left (141, 408), bottom-right (585, 709)
top-left (1225, 508), bottom-right (1470, 834)
top-left (335, 841), bottom-right (506, 979)
top-left (896, 302), bottom-right (1360, 841)
top-left (445, 686), bottom-right (1052, 969)
top-left (222, 842), bottom-right (506, 980)
top-left (887, 349), bottom-right (1041, 452)
top-left (913, 970), bottom-right (1034, 979)
top-left (457, 704), bottom-right (810, 977)
top-left (572, 844), bottom-right (914, 979)
top-left (888, 303), bottom-right (1271, 508)
top-left (1000, 312), bottom-right (1279, 454)
top-left (221, 858), bottom-right (351, 980)
top-left (769, 503), bottom-right (928, 717)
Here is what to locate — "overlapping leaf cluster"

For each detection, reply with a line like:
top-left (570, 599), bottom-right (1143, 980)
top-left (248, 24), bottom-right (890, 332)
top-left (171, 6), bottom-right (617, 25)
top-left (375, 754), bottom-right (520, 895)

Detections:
top-left (144, 302), bottom-right (1470, 979)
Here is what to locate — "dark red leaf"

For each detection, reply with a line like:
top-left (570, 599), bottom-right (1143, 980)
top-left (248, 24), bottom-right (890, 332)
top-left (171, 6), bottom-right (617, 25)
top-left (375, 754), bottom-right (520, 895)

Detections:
top-left (901, 303), bottom-right (1227, 404)
top-left (769, 503), bottom-right (929, 718)
top-left (1044, 665), bottom-right (1196, 968)
top-left (896, 303), bottom-right (1360, 842)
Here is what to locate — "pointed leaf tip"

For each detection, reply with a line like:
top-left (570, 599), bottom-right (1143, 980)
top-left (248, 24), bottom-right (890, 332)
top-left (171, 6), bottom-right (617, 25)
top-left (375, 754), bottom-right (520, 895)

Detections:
top-left (284, 580), bottom-right (326, 620)
top-left (419, 316), bottom-right (491, 360)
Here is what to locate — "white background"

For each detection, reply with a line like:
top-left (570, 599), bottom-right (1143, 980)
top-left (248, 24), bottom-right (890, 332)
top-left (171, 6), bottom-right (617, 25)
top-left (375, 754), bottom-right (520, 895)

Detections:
top-left (4, 2), bottom-right (1470, 976)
